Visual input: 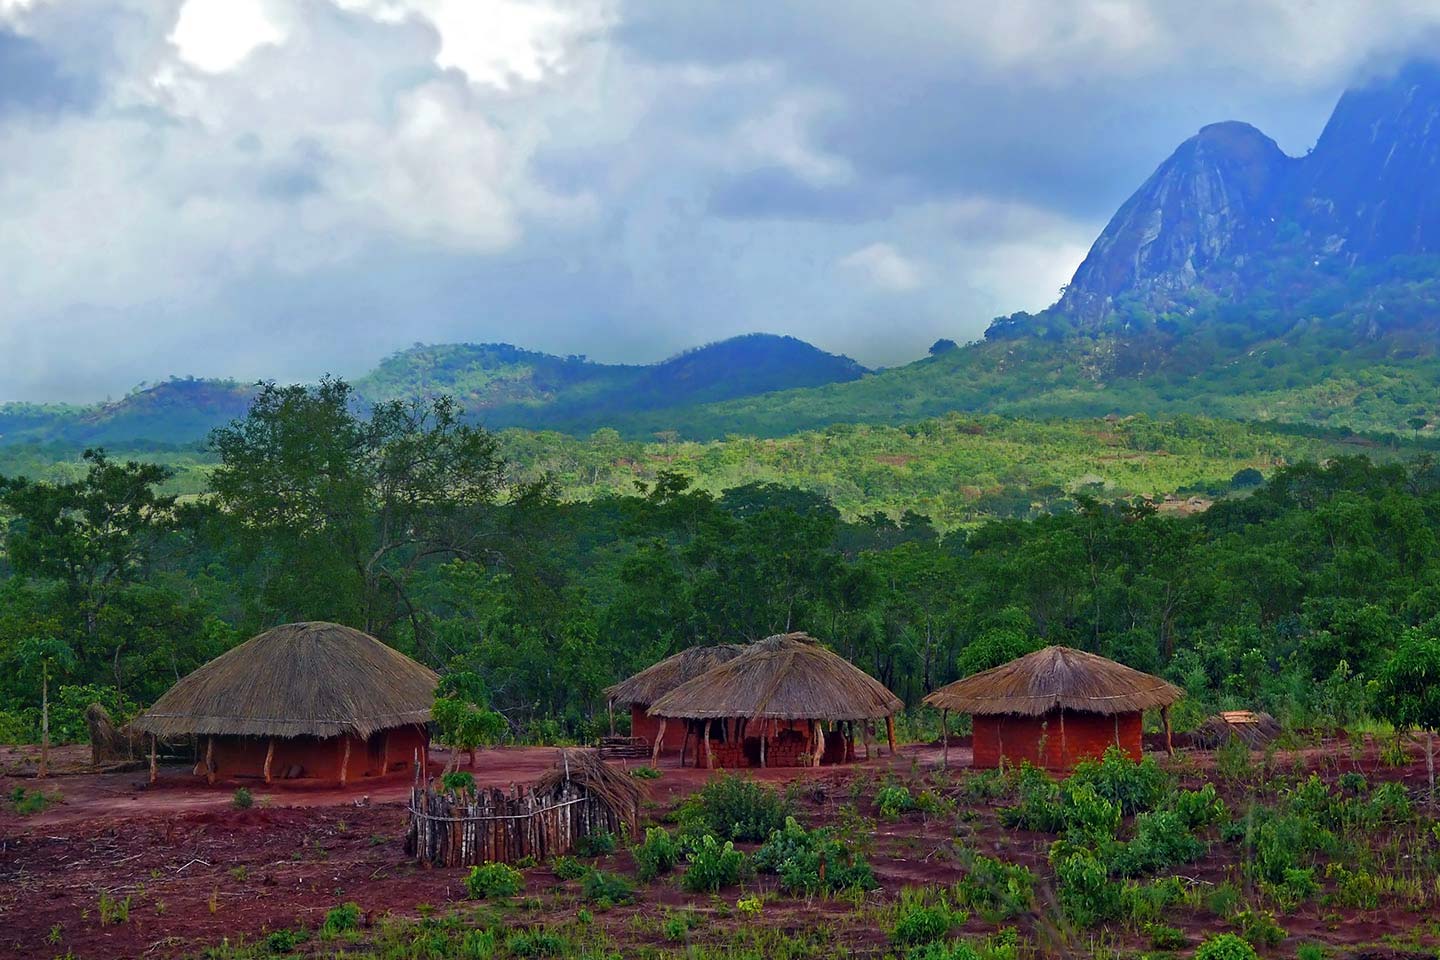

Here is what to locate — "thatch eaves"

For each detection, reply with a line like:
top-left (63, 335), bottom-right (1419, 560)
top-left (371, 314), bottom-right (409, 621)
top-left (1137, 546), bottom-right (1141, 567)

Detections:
top-left (130, 622), bottom-right (439, 740)
top-left (604, 644), bottom-right (747, 707)
top-left (647, 632), bottom-right (902, 722)
top-left (923, 646), bottom-right (1181, 717)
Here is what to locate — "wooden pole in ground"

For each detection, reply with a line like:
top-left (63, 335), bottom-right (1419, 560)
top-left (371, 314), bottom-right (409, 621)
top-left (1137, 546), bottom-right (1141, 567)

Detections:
top-left (703, 719), bottom-right (713, 770)
top-left (759, 720), bottom-right (767, 768)
top-left (1427, 729), bottom-right (1435, 810)
top-left (38, 661), bottom-right (49, 780)
top-left (886, 715), bottom-right (897, 755)
top-left (149, 734), bottom-right (158, 785)
top-left (607, 699), bottom-right (615, 737)
top-left (680, 725), bottom-right (689, 768)
top-left (813, 720), bottom-right (825, 767)
top-left (340, 736), bottom-right (352, 787)
top-left (263, 738), bottom-right (275, 784)
top-left (204, 736), bottom-right (215, 785)
top-left (1113, 714), bottom-right (1121, 750)
top-left (941, 710), bottom-right (949, 771)
top-left (1161, 706), bottom-right (1174, 757)
top-left (651, 718), bottom-right (667, 765)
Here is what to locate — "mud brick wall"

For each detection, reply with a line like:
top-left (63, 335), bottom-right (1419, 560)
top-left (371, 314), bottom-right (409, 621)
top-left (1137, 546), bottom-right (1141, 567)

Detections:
top-left (973, 709), bottom-right (1142, 772)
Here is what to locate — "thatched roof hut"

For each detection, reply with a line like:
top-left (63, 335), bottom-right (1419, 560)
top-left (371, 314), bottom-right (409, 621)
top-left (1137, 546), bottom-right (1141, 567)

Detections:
top-left (131, 622), bottom-right (439, 785)
top-left (924, 646), bottom-right (1182, 772)
top-left (1191, 710), bottom-right (1281, 750)
top-left (647, 632), bottom-right (903, 768)
top-left (605, 644), bottom-right (747, 708)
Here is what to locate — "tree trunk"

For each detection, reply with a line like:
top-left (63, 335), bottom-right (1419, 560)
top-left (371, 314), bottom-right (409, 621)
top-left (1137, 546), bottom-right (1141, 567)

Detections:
top-left (38, 661), bottom-right (50, 780)
top-left (941, 710), bottom-right (949, 771)
top-left (1428, 729), bottom-right (1435, 810)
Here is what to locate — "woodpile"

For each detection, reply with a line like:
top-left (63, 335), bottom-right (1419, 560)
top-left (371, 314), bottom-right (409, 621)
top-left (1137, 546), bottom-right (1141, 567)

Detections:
top-left (596, 736), bottom-right (649, 760)
top-left (405, 749), bottom-right (640, 867)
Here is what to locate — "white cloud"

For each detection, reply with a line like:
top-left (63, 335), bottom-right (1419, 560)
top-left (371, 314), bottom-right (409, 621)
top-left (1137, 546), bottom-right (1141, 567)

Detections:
top-left (170, 0), bottom-right (286, 73)
top-left (838, 243), bottom-right (923, 292)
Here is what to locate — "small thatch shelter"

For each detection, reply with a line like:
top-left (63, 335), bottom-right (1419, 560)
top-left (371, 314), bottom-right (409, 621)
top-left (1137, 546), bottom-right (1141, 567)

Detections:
top-left (647, 632), bottom-right (903, 768)
top-left (130, 622), bottom-right (439, 786)
top-left (604, 644), bottom-right (746, 754)
top-left (1191, 710), bottom-right (1281, 750)
top-left (86, 703), bottom-right (145, 766)
top-left (924, 646), bottom-right (1182, 772)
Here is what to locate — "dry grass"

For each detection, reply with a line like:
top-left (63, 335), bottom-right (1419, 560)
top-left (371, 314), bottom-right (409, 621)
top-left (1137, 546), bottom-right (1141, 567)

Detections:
top-left (1190, 710), bottom-right (1281, 749)
top-left (130, 621), bottom-right (438, 739)
top-left (604, 644), bottom-right (747, 708)
top-left (648, 632), bottom-right (902, 721)
top-left (923, 645), bottom-right (1181, 717)
top-left (534, 748), bottom-right (643, 837)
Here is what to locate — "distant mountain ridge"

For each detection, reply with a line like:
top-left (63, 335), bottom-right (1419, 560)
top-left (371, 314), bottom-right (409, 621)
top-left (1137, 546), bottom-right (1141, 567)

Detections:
top-left (0, 334), bottom-right (867, 447)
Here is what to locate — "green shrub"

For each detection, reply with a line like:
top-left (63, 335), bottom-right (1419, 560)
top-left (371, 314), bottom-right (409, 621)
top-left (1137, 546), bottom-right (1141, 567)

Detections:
top-left (1121, 876), bottom-right (1185, 924)
top-left (679, 774), bottom-right (791, 841)
top-left (681, 835), bottom-right (748, 892)
top-left (1061, 782), bottom-right (1121, 843)
top-left (1234, 909), bottom-right (1285, 948)
top-left (441, 771), bottom-right (476, 794)
top-left (232, 787), bottom-right (253, 810)
top-left (1195, 933), bottom-right (1259, 960)
top-left (265, 928), bottom-right (305, 951)
top-left (1067, 747), bottom-right (1170, 816)
top-left (464, 862), bottom-right (524, 899)
top-left (997, 764), bottom-right (1063, 832)
top-left (506, 930), bottom-right (570, 956)
top-left (905, 940), bottom-right (983, 960)
top-left (10, 788), bottom-right (56, 816)
top-left (1262, 866), bottom-right (1319, 909)
top-left (891, 902), bottom-right (954, 947)
top-left (1146, 923), bottom-right (1187, 950)
top-left (1216, 736), bottom-right (1253, 782)
top-left (581, 870), bottom-right (635, 906)
top-left (320, 902), bottom-right (362, 937)
top-left (632, 826), bottom-right (681, 882)
top-left (1051, 848), bottom-right (1122, 927)
top-left (1168, 784), bottom-right (1228, 828)
top-left (754, 816), bottom-right (876, 894)
top-left (550, 855), bottom-right (589, 881)
top-left (1110, 810), bottom-right (1206, 876)
top-left (876, 784), bottom-right (916, 820)
top-left (950, 851), bottom-right (1035, 921)
top-left (629, 765), bottom-right (662, 779)
top-left (576, 830), bottom-right (617, 857)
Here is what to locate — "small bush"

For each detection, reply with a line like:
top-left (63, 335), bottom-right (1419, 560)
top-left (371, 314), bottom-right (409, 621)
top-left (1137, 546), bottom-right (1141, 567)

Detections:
top-left (581, 869), bottom-right (635, 906)
top-left (1051, 848), bottom-right (1122, 927)
top-left (320, 902), bottom-right (362, 937)
top-left (754, 816), bottom-right (876, 894)
top-left (1067, 747), bottom-right (1170, 816)
top-left (905, 943), bottom-right (983, 960)
top-left (681, 835), bottom-right (748, 892)
top-left (1196, 933), bottom-right (1259, 960)
top-left (231, 788), bottom-right (253, 810)
top-left (1110, 810), bottom-right (1206, 876)
top-left (506, 930), bottom-right (570, 957)
top-left (736, 894), bottom-right (762, 918)
top-left (680, 774), bottom-right (791, 841)
top-left (12, 788), bottom-right (56, 816)
top-left (1234, 909), bottom-right (1285, 948)
top-left (1169, 784), bottom-right (1228, 828)
top-left (464, 862), bottom-right (524, 900)
top-left (97, 891), bottom-right (132, 925)
top-left (550, 855), bottom-right (588, 881)
top-left (631, 826), bottom-right (681, 882)
top-left (629, 765), bottom-right (662, 779)
top-left (265, 928), bottom-right (305, 951)
top-left (441, 771), bottom-right (476, 794)
top-left (876, 784), bottom-right (916, 820)
top-left (576, 830), bottom-right (617, 857)
top-left (950, 851), bottom-right (1035, 921)
top-left (891, 903), bottom-right (954, 947)
top-left (1215, 736), bottom-right (1252, 782)
top-left (1146, 923), bottom-right (1188, 950)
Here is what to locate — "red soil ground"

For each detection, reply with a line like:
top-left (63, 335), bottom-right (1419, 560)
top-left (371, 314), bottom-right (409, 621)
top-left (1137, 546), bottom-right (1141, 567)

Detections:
top-left (1, 738), bottom-right (1436, 959)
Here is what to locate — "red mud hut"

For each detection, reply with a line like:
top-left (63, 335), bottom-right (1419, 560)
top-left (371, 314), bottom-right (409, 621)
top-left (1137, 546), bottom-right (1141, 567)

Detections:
top-left (923, 646), bottom-right (1181, 772)
top-left (603, 644), bottom-right (746, 755)
top-left (646, 632), bottom-right (903, 768)
top-left (130, 621), bottom-right (439, 786)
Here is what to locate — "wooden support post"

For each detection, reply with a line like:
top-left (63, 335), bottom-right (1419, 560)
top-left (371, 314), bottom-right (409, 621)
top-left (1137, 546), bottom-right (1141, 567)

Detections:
top-left (886, 715), bottom-right (897, 755)
top-left (759, 720), bottom-right (767, 768)
top-left (1113, 714), bottom-right (1121, 750)
top-left (813, 720), bottom-right (825, 767)
top-left (1161, 706), bottom-right (1174, 757)
top-left (204, 736), bottom-right (215, 785)
top-left (862, 721), bottom-right (871, 761)
top-left (651, 717), bottom-right (667, 765)
top-left (680, 725), bottom-right (690, 768)
top-left (703, 719), bottom-right (713, 770)
top-left (340, 736), bottom-right (352, 787)
top-left (263, 738), bottom-right (275, 784)
top-left (941, 710), bottom-right (949, 771)
top-left (149, 734), bottom-right (158, 785)
top-left (607, 699), bottom-right (615, 737)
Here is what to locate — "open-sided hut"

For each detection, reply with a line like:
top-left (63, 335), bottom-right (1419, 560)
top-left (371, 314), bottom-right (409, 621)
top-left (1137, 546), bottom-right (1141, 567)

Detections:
top-left (647, 632), bottom-right (903, 768)
top-left (604, 645), bottom-right (746, 754)
top-left (130, 621), bottom-right (439, 786)
top-left (924, 646), bottom-right (1181, 772)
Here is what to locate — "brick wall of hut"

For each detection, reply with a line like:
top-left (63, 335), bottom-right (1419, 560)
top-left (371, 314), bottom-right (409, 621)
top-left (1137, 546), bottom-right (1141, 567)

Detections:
top-left (972, 709), bottom-right (1141, 771)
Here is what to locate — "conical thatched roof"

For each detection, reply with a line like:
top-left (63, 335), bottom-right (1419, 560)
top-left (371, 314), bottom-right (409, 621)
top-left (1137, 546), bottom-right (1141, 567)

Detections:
top-left (923, 646), bottom-right (1181, 717)
top-left (648, 632), bottom-right (902, 722)
top-left (131, 622), bottom-right (439, 739)
top-left (604, 644), bottom-right (747, 707)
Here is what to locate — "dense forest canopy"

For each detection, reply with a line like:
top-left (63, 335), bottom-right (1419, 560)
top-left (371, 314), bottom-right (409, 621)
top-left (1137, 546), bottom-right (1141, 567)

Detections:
top-left (2, 380), bottom-right (1438, 746)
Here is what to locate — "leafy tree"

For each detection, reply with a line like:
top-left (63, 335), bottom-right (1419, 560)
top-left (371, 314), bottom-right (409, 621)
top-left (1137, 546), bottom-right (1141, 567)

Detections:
top-left (432, 670), bottom-right (507, 769)
top-left (14, 636), bottom-right (75, 778)
top-left (1373, 630), bottom-right (1440, 805)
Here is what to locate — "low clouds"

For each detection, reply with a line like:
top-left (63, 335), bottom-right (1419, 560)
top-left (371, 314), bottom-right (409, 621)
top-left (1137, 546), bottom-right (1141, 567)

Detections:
top-left (4, 1), bottom-right (1440, 400)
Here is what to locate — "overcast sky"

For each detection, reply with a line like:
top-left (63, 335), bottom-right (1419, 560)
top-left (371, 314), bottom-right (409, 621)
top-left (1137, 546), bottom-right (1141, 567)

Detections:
top-left (3, 1), bottom-right (1440, 401)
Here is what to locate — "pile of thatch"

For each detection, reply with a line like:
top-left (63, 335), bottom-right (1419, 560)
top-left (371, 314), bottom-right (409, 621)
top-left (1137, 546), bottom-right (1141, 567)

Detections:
top-left (130, 621), bottom-right (439, 740)
top-left (605, 644), bottom-right (746, 707)
top-left (86, 703), bottom-right (146, 765)
top-left (925, 646), bottom-right (1181, 716)
top-left (648, 632), bottom-right (902, 721)
top-left (534, 748), bottom-right (642, 836)
top-left (1190, 710), bottom-right (1281, 750)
